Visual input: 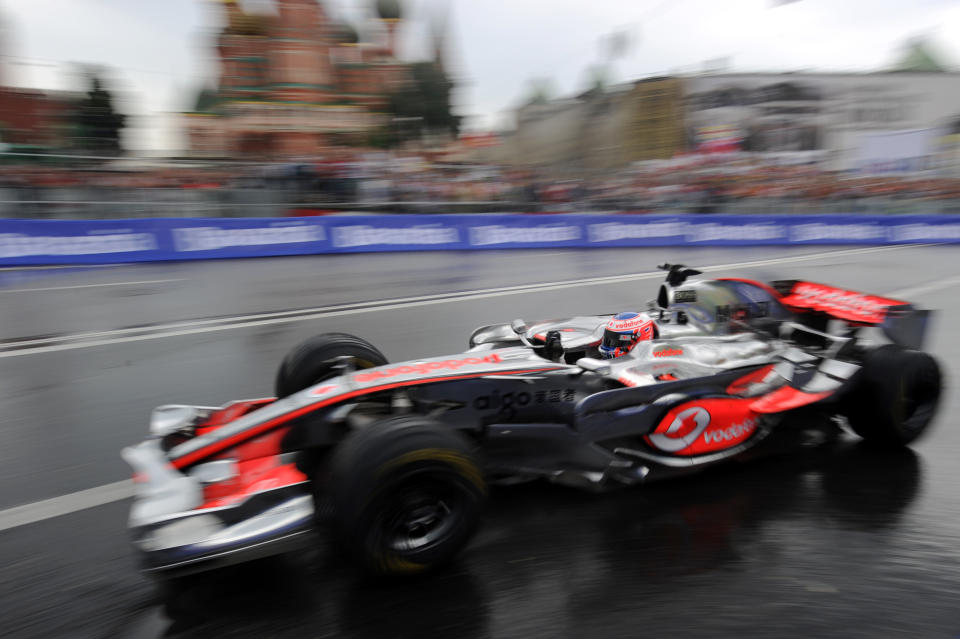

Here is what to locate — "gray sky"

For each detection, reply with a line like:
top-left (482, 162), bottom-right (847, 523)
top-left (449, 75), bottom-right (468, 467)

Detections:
top-left (2, 0), bottom-right (959, 153)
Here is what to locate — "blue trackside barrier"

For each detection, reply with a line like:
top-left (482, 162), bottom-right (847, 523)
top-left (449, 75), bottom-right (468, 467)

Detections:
top-left (1, 214), bottom-right (959, 266)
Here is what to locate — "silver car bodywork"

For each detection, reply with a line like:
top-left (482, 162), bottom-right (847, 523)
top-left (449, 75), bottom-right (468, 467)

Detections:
top-left (125, 271), bottom-right (926, 575)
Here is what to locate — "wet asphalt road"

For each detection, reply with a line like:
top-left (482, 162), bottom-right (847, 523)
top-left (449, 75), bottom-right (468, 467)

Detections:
top-left (2, 245), bottom-right (960, 638)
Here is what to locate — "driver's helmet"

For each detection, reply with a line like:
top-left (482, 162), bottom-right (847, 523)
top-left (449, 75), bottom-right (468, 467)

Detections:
top-left (599, 312), bottom-right (657, 359)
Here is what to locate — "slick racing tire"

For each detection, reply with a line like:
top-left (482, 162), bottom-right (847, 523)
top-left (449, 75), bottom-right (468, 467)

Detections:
top-left (329, 415), bottom-right (487, 576)
top-left (845, 345), bottom-right (942, 447)
top-left (275, 333), bottom-right (387, 398)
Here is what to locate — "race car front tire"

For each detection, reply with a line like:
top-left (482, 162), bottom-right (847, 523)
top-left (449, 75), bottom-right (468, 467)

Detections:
top-left (845, 345), bottom-right (942, 447)
top-left (275, 332), bottom-right (388, 398)
top-left (328, 415), bottom-right (487, 576)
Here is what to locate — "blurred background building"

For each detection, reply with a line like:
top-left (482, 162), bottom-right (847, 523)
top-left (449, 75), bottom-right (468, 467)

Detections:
top-left (500, 41), bottom-right (960, 176)
top-left (0, 2), bottom-right (960, 218)
top-left (488, 76), bottom-right (686, 173)
top-left (184, 0), bottom-right (451, 158)
top-left (625, 77), bottom-right (687, 163)
top-left (0, 87), bottom-right (72, 152)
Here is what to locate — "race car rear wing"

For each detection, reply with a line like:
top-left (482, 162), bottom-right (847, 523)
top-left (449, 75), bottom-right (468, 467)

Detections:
top-left (771, 280), bottom-right (931, 350)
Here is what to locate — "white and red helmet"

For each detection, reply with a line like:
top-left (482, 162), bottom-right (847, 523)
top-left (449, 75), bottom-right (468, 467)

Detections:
top-left (599, 312), bottom-right (657, 359)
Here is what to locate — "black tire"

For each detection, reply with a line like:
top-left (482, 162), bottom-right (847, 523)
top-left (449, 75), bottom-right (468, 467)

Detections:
top-left (328, 415), bottom-right (487, 576)
top-left (845, 345), bottom-right (942, 447)
top-left (274, 332), bottom-right (387, 398)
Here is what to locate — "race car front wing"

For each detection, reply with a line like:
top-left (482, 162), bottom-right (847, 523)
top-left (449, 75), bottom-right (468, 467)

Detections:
top-left (122, 440), bottom-right (315, 575)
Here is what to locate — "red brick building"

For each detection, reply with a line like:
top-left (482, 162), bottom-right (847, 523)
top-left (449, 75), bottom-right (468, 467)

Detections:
top-left (187, 0), bottom-right (412, 157)
top-left (0, 87), bottom-right (72, 149)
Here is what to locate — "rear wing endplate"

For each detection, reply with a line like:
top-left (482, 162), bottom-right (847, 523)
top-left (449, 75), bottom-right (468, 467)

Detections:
top-left (772, 280), bottom-right (931, 349)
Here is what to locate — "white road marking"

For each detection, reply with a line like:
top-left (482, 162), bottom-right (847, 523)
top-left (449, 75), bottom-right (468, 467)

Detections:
top-left (884, 273), bottom-right (960, 300)
top-left (0, 244), bottom-right (932, 358)
top-left (0, 480), bottom-right (133, 532)
top-left (0, 242), bottom-right (945, 530)
top-left (0, 278), bottom-right (185, 294)
top-left (0, 264), bottom-right (125, 272)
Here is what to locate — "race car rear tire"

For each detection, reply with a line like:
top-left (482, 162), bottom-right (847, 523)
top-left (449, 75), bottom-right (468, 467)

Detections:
top-left (328, 415), bottom-right (487, 576)
top-left (275, 333), bottom-right (387, 397)
top-left (845, 345), bottom-right (942, 447)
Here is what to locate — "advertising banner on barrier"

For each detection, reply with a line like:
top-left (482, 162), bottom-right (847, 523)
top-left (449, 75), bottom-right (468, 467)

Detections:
top-left (1, 214), bottom-right (958, 266)
top-left (166, 218), bottom-right (327, 259)
top-left (885, 219), bottom-right (960, 243)
top-left (326, 217), bottom-right (461, 252)
top-left (459, 214), bottom-right (584, 249)
top-left (585, 219), bottom-right (686, 246)
top-left (0, 219), bottom-right (166, 265)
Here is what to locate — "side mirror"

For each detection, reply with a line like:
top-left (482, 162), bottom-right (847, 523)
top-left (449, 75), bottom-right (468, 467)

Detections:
top-left (577, 357), bottom-right (611, 376)
top-left (543, 330), bottom-right (564, 362)
top-left (511, 319), bottom-right (529, 335)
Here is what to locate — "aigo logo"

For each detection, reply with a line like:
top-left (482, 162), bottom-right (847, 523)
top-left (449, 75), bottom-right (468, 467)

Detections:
top-left (647, 406), bottom-right (711, 452)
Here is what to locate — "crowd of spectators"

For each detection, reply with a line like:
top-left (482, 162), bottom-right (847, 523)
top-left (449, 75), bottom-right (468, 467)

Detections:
top-left (2, 151), bottom-right (960, 217)
top-left (574, 156), bottom-right (960, 214)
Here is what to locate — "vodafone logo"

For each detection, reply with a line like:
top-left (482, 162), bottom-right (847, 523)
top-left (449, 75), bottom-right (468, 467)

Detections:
top-left (650, 398), bottom-right (760, 456)
top-left (653, 347), bottom-right (683, 358)
top-left (607, 315), bottom-right (651, 331)
top-left (702, 419), bottom-right (756, 444)
top-left (310, 384), bottom-right (338, 396)
top-left (353, 354), bottom-right (503, 383)
top-left (648, 407), bottom-right (711, 452)
top-left (787, 283), bottom-right (900, 323)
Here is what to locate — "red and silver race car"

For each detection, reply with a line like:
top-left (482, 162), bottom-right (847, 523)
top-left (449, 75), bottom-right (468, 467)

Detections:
top-left (123, 265), bottom-right (942, 576)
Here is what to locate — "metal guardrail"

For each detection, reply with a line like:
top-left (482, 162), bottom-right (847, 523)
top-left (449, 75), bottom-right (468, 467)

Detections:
top-left (1, 186), bottom-right (960, 218)
top-left (0, 187), bottom-right (542, 217)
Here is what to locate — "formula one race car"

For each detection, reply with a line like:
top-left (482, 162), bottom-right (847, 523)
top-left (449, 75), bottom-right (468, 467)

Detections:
top-left (123, 265), bottom-right (942, 577)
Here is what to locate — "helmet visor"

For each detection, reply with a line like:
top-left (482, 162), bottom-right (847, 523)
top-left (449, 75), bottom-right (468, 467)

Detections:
top-left (602, 329), bottom-right (636, 351)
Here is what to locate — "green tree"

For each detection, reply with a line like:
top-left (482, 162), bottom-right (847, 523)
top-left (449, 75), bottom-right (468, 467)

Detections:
top-left (582, 64), bottom-right (609, 96)
top-left (75, 74), bottom-right (126, 153)
top-left (191, 86), bottom-right (219, 114)
top-left (387, 62), bottom-right (460, 143)
top-left (525, 77), bottom-right (556, 105)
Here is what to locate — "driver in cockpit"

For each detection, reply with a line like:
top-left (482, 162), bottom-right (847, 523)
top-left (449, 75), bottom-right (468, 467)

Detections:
top-left (598, 312), bottom-right (658, 359)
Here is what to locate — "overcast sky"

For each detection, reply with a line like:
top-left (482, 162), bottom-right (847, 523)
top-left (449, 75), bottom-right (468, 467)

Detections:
top-left (2, 0), bottom-right (960, 153)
